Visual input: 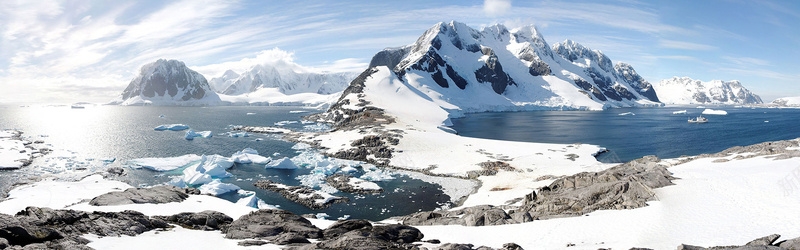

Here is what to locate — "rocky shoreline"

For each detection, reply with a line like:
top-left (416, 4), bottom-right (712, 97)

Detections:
top-left (253, 180), bottom-right (349, 210)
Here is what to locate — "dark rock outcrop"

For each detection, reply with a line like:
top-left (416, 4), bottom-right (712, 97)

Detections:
top-left (154, 210), bottom-right (232, 231)
top-left (253, 180), bottom-right (348, 209)
top-left (89, 185), bottom-right (198, 206)
top-left (397, 155), bottom-right (674, 226)
top-left (678, 234), bottom-right (800, 250)
top-left (0, 207), bottom-right (168, 249)
top-left (300, 219), bottom-right (424, 249)
top-left (223, 209), bottom-right (322, 241)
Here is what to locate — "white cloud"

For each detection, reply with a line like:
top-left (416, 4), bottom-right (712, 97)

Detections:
top-left (658, 39), bottom-right (717, 51)
top-left (721, 56), bottom-right (771, 66)
top-left (191, 48), bottom-right (301, 78)
top-left (484, 0), bottom-right (512, 16)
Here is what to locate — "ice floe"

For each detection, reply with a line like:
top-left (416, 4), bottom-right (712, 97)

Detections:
top-left (265, 157), bottom-right (298, 169)
top-left (673, 110), bottom-right (688, 114)
top-left (702, 109), bottom-right (728, 115)
top-left (198, 179), bottom-right (240, 196)
top-left (128, 154), bottom-right (202, 171)
top-left (154, 124), bottom-right (189, 131)
top-left (618, 112), bottom-right (635, 116)
top-left (231, 148), bottom-right (271, 164)
top-left (274, 120), bottom-right (299, 126)
top-left (184, 129), bottom-right (212, 140)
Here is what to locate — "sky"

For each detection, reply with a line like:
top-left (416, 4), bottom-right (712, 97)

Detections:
top-left (1, 0), bottom-right (798, 104)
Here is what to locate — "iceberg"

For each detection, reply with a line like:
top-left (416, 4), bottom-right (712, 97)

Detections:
top-left (184, 129), bottom-right (212, 140)
top-left (127, 154), bottom-right (202, 171)
top-left (154, 124), bottom-right (189, 131)
top-left (673, 110), bottom-right (688, 114)
top-left (182, 155), bottom-right (234, 185)
top-left (702, 109), bottom-right (728, 115)
top-left (265, 157), bottom-right (297, 169)
top-left (224, 131), bottom-right (249, 137)
top-left (198, 179), bottom-right (240, 196)
top-left (231, 148), bottom-right (271, 164)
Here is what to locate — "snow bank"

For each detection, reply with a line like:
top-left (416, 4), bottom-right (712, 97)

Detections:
top-left (702, 109), bottom-right (728, 115)
top-left (0, 131), bottom-right (30, 169)
top-left (127, 154), bottom-right (202, 171)
top-left (154, 124), bottom-right (189, 131)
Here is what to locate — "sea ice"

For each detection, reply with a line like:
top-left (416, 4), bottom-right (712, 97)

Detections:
top-left (231, 148), bottom-right (271, 164)
top-left (127, 154), bottom-right (202, 171)
top-left (198, 179), bottom-right (240, 196)
top-left (265, 157), bottom-right (297, 169)
top-left (673, 110), bottom-right (688, 114)
top-left (360, 168), bottom-right (396, 182)
top-left (618, 112), bottom-right (635, 116)
top-left (289, 110), bottom-right (309, 113)
top-left (154, 124), bottom-right (189, 131)
top-left (246, 112), bottom-right (256, 115)
top-left (702, 109), bottom-right (728, 115)
top-left (225, 131), bottom-right (249, 137)
top-left (182, 155), bottom-right (234, 185)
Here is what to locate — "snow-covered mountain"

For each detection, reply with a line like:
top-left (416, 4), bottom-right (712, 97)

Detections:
top-left (320, 21), bottom-right (660, 126)
top-left (208, 70), bottom-right (240, 93)
top-left (653, 77), bottom-right (762, 105)
top-left (214, 64), bottom-right (356, 96)
top-left (771, 96), bottom-right (800, 107)
top-left (117, 59), bottom-right (221, 106)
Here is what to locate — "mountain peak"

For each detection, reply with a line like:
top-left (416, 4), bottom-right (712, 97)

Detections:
top-left (654, 77), bottom-right (762, 104)
top-left (120, 59), bottom-right (220, 106)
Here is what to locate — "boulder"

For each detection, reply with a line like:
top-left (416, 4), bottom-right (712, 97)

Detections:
top-left (155, 210), bottom-right (232, 231)
top-left (747, 234), bottom-right (782, 246)
top-left (322, 219), bottom-right (373, 239)
top-left (89, 185), bottom-right (196, 206)
top-left (223, 209), bottom-right (321, 240)
top-left (778, 236), bottom-right (800, 250)
top-left (371, 224), bottom-right (424, 243)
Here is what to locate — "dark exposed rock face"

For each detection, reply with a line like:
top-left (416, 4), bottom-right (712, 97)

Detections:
top-left (0, 207), bottom-right (168, 249)
top-left (223, 209), bottom-right (322, 241)
top-left (331, 134), bottom-right (400, 166)
top-left (89, 185), bottom-right (198, 206)
top-left (154, 210), bottom-right (232, 231)
top-left (322, 219), bottom-right (373, 239)
top-left (326, 174), bottom-right (384, 194)
top-left (253, 180), bottom-right (348, 209)
top-left (614, 63), bottom-right (659, 102)
top-left (474, 47), bottom-right (516, 95)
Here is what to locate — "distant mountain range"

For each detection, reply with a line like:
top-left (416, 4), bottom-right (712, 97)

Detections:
top-left (653, 77), bottom-right (762, 105)
top-left (113, 21), bottom-right (765, 108)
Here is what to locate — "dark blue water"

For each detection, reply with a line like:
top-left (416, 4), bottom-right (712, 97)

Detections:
top-left (451, 106), bottom-right (800, 163)
top-left (0, 105), bottom-right (448, 220)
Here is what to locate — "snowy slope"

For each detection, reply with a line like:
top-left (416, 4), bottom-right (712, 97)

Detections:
top-left (772, 96), bottom-right (800, 107)
top-left (654, 76), bottom-right (762, 105)
top-left (117, 59), bottom-right (221, 106)
top-left (208, 69), bottom-right (239, 93)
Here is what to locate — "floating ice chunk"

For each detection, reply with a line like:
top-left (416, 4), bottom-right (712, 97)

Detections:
top-left (289, 110), bottom-right (309, 113)
top-left (127, 154), bottom-right (202, 171)
top-left (702, 109), bottom-right (728, 115)
top-left (297, 172), bottom-right (326, 188)
top-left (618, 112), bottom-right (635, 116)
top-left (348, 177), bottom-right (382, 191)
top-left (339, 166), bottom-right (358, 174)
top-left (198, 179), bottom-right (240, 196)
top-left (764, 121), bottom-right (769, 123)
top-left (231, 148), bottom-right (271, 164)
top-left (274, 120), bottom-right (299, 126)
top-left (254, 138), bottom-right (263, 142)
top-left (673, 110), bottom-right (688, 114)
top-left (273, 152), bottom-right (280, 156)
top-left (337, 215), bottom-right (351, 220)
top-left (291, 143), bottom-right (311, 150)
top-left (266, 157), bottom-right (297, 169)
top-left (696, 106), bottom-right (706, 109)
top-left (361, 169), bottom-right (396, 182)
top-left (183, 171), bottom-right (213, 186)
top-left (154, 124), bottom-right (189, 131)
top-left (182, 155), bottom-right (234, 186)
top-left (236, 194), bottom-right (261, 208)
top-left (159, 114), bottom-right (166, 118)
top-left (184, 129), bottom-right (212, 140)
top-left (225, 131), bottom-right (249, 137)
top-left (167, 176), bottom-right (187, 188)
top-left (315, 213), bottom-right (330, 220)
top-left (246, 113), bottom-right (256, 115)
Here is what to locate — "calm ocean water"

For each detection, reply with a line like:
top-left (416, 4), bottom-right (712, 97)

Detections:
top-left (0, 105), bottom-right (448, 220)
top-left (451, 106), bottom-right (800, 163)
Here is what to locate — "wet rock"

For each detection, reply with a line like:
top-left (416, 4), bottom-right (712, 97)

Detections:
top-left (89, 185), bottom-right (196, 206)
top-left (155, 210), bottom-right (232, 231)
top-left (223, 209), bottom-right (321, 240)
top-left (253, 180), bottom-right (348, 210)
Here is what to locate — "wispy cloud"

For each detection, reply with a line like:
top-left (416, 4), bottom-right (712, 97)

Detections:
top-left (721, 56), bottom-right (771, 67)
top-left (658, 39), bottom-right (717, 51)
